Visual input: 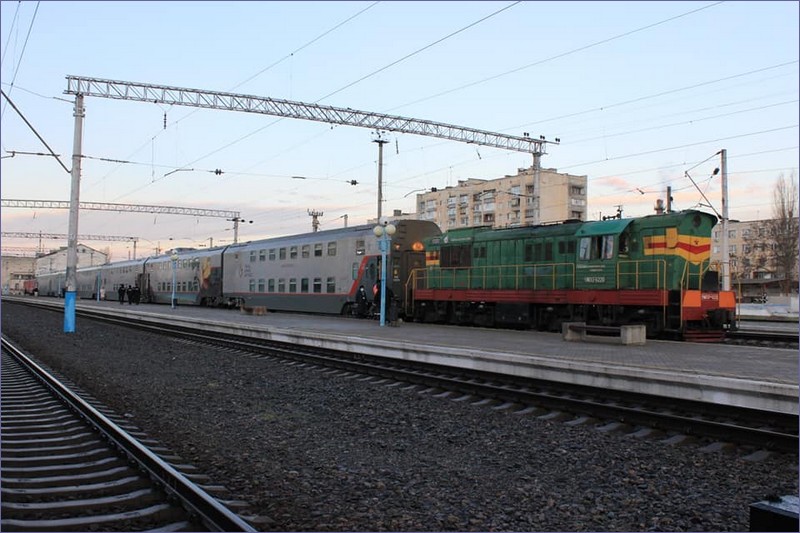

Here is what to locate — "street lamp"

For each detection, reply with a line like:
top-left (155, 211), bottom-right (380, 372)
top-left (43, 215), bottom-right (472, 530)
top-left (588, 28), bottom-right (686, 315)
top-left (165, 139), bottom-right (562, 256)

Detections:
top-left (372, 219), bottom-right (396, 327)
top-left (171, 252), bottom-right (179, 309)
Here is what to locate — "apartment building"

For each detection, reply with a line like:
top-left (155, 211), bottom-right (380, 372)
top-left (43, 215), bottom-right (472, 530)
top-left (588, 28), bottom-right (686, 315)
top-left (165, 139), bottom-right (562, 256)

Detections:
top-left (414, 166), bottom-right (588, 230)
top-left (710, 219), bottom-right (790, 280)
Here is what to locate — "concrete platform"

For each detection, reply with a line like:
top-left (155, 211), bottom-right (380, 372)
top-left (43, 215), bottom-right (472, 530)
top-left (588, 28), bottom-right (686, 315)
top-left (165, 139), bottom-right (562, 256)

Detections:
top-left (12, 297), bottom-right (799, 415)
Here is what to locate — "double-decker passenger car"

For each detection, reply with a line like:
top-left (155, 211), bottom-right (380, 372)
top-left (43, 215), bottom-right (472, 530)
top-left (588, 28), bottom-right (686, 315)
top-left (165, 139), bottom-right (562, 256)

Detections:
top-left (35, 219), bottom-right (441, 318)
top-left (221, 220), bottom-right (440, 315)
top-left (408, 210), bottom-right (736, 339)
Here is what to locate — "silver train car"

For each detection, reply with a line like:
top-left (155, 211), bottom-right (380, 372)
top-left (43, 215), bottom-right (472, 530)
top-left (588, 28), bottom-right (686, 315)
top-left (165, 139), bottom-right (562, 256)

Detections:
top-left (142, 247), bottom-right (227, 306)
top-left (34, 220), bottom-right (441, 316)
top-left (221, 220), bottom-right (440, 314)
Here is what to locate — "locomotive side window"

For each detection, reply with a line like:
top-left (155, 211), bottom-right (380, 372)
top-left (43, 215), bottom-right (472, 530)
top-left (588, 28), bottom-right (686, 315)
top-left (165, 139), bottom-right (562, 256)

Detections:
top-left (579, 236), bottom-right (613, 260)
top-left (579, 238), bottom-right (591, 260)
top-left (544, 242), bottom-right (553, 261)
top-left (441, 245), bottom-right (471, 267)
top-left (619, 233), bottom-right (629, 255)
top-left (603, 236), bottom-right (615, 259)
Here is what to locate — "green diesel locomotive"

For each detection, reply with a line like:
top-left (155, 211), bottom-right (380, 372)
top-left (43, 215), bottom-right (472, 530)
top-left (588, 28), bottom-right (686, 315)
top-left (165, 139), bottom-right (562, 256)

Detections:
top-left (407, 209), bottom-right (736, 339)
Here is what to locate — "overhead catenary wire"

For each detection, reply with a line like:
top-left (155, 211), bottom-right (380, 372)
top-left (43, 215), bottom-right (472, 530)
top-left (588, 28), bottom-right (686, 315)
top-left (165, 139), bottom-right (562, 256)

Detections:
top-left (386, 1), bottom-right (725, 113)
top-left (0, 0), bottom-right (40, 122)
top-left (0, 88), bottom-right (70, 174)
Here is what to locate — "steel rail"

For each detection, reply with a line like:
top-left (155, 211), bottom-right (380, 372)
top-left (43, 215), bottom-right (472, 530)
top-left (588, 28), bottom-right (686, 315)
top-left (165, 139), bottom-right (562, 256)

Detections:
top-left (0, 335), bottom-right (257, 532)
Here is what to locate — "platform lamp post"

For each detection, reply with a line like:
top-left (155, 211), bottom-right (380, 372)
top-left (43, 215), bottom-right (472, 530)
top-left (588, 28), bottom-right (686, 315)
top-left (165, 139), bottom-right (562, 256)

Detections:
top-left (171, 252), bottom-right (179, 309)
top-left (372, 219), bottom-right (396, 327)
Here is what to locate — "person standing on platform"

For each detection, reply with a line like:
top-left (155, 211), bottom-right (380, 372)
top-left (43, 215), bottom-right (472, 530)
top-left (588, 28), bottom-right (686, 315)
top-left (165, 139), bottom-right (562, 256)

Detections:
top-left (127, 285), bottom-right (134, 305)
top-left (133, 285), bottom-right (141, 304)
top-left (118, 285), bottom-right (126, 304)
top-left (356, 285), bottom-right (368, 317)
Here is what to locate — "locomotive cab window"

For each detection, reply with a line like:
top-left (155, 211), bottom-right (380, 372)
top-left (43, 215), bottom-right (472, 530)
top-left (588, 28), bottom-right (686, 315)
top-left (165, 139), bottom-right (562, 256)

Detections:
top-left (579, 235), bottom-right (615, 260)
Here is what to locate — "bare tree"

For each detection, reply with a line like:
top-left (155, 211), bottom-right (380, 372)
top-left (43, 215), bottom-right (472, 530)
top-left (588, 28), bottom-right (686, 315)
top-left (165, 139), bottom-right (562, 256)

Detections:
top-left (765, 172), bottom-right (799, 294)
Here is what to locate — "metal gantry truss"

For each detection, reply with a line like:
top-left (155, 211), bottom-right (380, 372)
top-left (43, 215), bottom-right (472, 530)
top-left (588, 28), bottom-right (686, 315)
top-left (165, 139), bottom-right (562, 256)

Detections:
top-left (1, 199), bottom-right (239, 218)
top-left (65, 76), bottom-right (557, 158)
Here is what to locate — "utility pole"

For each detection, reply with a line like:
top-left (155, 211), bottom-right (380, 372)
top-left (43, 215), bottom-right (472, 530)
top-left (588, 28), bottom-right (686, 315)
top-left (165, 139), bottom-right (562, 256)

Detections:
top-left (308, 209), bottom-right (324, 232)
top-left (64, 94), bottom-right (84, 333)
top-left (720, 149), bottom-right (730, 291)
top-left (228, 216), bottom-right (252, 244)
top-left (373, 131), bottom-right (388, 221)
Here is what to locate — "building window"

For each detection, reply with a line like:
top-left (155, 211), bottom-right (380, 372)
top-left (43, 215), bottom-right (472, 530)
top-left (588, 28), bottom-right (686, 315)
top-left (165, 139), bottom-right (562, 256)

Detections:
top-left (302, 245), bottom-right (310, 258)
top-left (326, 277), bottom-right (336, 293)
top-left (313, 277), bottom-right (322, 293)
top-left (278, 278), bottom-right (286, 292)
top-left (290, 246), bottom-right (298, 259)
top-left (249, 279), bottom-right (256, 292)
top-left (259, 249), bottom-right (267, 261)
top-left (314, 243), bottom-right (323, 257)
top-left (269, 248), bottom-right (276, 260)
top-left (301, 278), bottom-right (309, 293)
top-left (327, 242), bottom-right (337, 256)
top-left (289, 278), bottom-right (297, 293)
top-left (356, 239), bottom-right (365, 255)
top-left (257, 279), bottom-right (265, 292)
top-left (728, 230), bottom-right (737, 239)
top-left (268, 279), bottom-right (275, 292)
top-left (279, 248), bottom-right (287, 260)
top-left (250, 251), bottom-right (256, 262)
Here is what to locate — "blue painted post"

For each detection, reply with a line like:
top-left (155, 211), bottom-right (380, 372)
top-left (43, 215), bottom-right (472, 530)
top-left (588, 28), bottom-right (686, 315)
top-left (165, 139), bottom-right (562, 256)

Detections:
top-left (171, 253), bottom-right (178, 309)
top-left (379, 236), bottom-right (388, 326)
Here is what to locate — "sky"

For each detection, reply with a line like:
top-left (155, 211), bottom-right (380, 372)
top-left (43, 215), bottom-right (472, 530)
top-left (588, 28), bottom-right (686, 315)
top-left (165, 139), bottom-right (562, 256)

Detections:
top-left (1, 0), bottom-right (798, 261)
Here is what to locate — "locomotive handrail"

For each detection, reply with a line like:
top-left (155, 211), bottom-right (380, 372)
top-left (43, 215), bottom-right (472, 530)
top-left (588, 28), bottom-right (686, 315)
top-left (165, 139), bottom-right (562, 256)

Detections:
top-left (616, 259), bottom-right (666, 290)
top-left (411, 263), bottom-right (576, 292)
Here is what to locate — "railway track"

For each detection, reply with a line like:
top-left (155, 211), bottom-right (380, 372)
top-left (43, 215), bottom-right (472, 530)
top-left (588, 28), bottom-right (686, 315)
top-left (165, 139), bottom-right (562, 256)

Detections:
top-left (726, 328), bottom-right (798, 348)
top-left (0, 337), bottom-right (257, 532)
top-left (64, 305), bottom-right (799, 456)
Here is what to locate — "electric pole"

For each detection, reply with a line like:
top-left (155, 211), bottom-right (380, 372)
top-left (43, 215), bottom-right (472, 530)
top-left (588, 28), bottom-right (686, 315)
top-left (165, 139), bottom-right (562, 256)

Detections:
top-left (308, 209), bottom-right (324, 232)
top-left (373, 131), bottom-right (388, 221)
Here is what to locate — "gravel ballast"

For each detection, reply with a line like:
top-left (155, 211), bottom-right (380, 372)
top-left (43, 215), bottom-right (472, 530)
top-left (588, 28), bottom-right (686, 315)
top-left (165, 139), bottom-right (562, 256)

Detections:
top-left (2, 302), bottom-right (796, 532)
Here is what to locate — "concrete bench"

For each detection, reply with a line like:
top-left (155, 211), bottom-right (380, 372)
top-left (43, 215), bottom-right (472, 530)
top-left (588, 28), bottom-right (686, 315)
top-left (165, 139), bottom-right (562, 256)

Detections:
top-left (562, 321), bottom-right (646, 345)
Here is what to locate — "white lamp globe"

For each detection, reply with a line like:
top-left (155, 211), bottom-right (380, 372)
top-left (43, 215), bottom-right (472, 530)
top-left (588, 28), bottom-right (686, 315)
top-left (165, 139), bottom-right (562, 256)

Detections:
top-left (373, 225), bottom-right (384, 237)
top-left (385, 223), bottom-right (397, 236)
